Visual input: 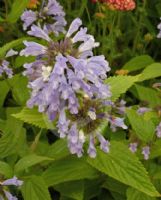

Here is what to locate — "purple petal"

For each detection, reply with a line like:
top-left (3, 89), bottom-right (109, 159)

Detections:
top-left (66, 18), bottom-right (82, 38)
top-left (28, 25), bottom-right (51, 41)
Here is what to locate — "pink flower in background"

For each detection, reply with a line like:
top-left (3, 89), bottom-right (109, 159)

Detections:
top-left (91, 0), bottom-right (136, 11)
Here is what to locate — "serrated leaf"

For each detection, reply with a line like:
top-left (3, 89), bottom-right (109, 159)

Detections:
top-left (133, 84), bottom-right (161, 107)
top-left (7, 0), bottom-right (30, 23)
top-left (15, 56), bottom-right (35, 68)
top-left (0, 161), bottom-right (13, 178)
top-left (0, 37), bottom-right (31, 58)
top-left (87, 141), bottom-right (159, 197)
top-left (47, 139), bottom-right (70, 160)
top-left (12, 107), bottom-right (55, 129)
top-left (122, 55), bottom-right (154, 72)
top-left (55, 180), bottom-right (84, 200)
top-left (106, 75), bottom-right (139, 101)
top-left (150, 140), bottom-right (161, 159)
top-left (42, 156), bottom-right (99, 186)
top-left (21, 175), bottom-right (51, 200)
top-left (0, 108), bottom-right (26, 158)
top-left (14, 154), bottom-right (53, 174)
top-left (8, 75), bottom-right (30, 105)
top-left (138, 63), bottom-right (161, 82)
top-left (84, 179), bottom-right (101, 200)
top-left (127, 188), bottom-right (156, 200)
top-left (103, 177), bottom-right (127, 196)
top-left (126, 108), bottom-right (155, 142)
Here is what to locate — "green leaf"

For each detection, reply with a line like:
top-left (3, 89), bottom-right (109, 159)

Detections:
top-left (7, 0), bottom-right (30, 23)
top-left (150, 140), bottom-right (161, 159)
top-left (106, 75), bottom-right (139, 101)
top-left (87, 141), bottom-right (159, 197)
top-left (8, 75), bottom-right (29, 105)
top-left (14, 154), bottom-right (53, 174)
top-left (15, 56), bottom-right (35, 68)
top-left (84, 179), bottom-right (101, 200)
top-left (126, 109), bottom-right (155, 142)
top-left (122, 55), bottom-right (154, 72)
top-left (0, 37), bottom-right (31, 58)
top-left (21, 175), bottom-right (51, 200)
top-left (138, 63), bottom-right (161, 82)
top-left (55, 180), bottom-right (84, 200)
top-left (133, 84), bottom-right (161, 107)
top-left (12, 107), bottom-right (55, 129)
top-left (42, 156), bottom-right (99, 186)
top-left (0, 80), bottom-right (10, 107)
top-left (0, 161), bottom-right (13, 178)
top-left (127, 188), bottom-right (156, 200)
top-left (0, 108), bottom-right (26, 158)
top-left (103, 177), bottom-right (127, 196)
top-left (47, 139), bottom-right (70, 160)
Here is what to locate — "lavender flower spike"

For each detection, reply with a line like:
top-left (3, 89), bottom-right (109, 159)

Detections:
top-left (156, 122), bottom-right (161, 138)
top-left (21, 0), bottom-right (66, 35)
top-left (21, 17), bottom-right (112, 157)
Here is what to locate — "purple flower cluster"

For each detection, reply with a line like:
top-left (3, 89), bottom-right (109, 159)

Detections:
top-left (21, 18), bottom-right (111, 119)
top-left (157, 18), bottom-right (161, 38)
top-left (21, 0), bottom-right (66, 35)
top-left (0, 176), bottom-right (23, 200)
top-left (20, 10), bottom-right (130, 157)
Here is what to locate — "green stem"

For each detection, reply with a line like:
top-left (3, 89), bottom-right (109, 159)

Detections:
top-left (30, 129), bottom-right (43, 152)
top-left (132, 0), bottom-right (146, 54)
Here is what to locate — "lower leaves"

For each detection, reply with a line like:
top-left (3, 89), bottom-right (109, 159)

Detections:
top-left (87, 141), bottom-right (159, 197)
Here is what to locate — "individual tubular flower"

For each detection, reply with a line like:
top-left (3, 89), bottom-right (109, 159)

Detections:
top-left (156, 122), bottom-right (161, 138)
top-left (21, 18), bottom-right (128, 157)
top-left (0, 60), bottom-right (13, 78)
top-left (129, 142), bottom-right (138, 153)
top-left (0, 176), bottom-right (23, 200)
top-left (21, 0), bottom-right (66, 35)
top-left (0, 49), bottom-right (17, 79)
top-left (107, 115), bottom-right (127, 132)
top-left (157, 18), bottom-right (161, 38)
top-left (137, 107), bottom-right (151, 115)
top-left (142, 146), bottom-right (150, 160)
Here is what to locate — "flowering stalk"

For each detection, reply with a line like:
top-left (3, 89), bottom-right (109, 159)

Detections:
top-left (20, 1), bottom-right (128, 158)
top-left (21, 0), bottom-right (66, 35)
